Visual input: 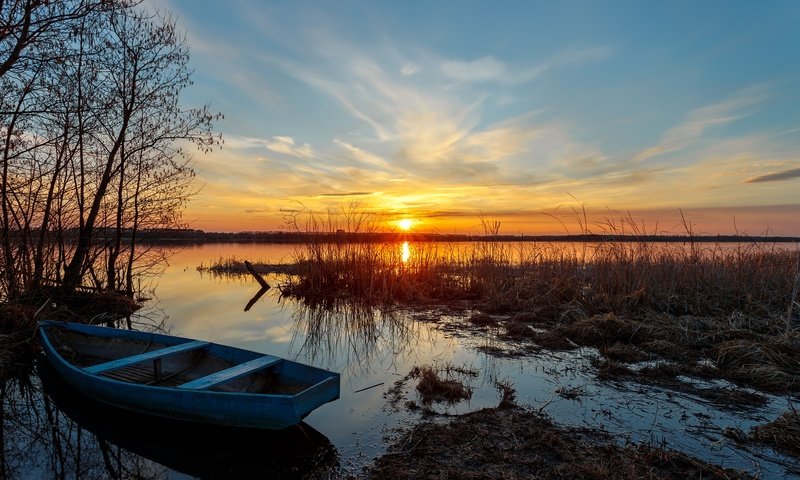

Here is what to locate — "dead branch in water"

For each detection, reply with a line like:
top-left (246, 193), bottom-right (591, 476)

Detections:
top-left (244, 260), bottom-right (270, 289)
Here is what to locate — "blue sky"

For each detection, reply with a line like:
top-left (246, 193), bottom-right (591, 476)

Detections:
top-left (152, 0), bottom-right (800, 234)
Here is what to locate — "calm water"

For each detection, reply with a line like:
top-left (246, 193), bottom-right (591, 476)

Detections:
top-left (3, 242), bottom-right (799, 478)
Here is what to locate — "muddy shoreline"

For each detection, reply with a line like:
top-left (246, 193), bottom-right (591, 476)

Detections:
top-left (366, 405), bottom-right (755, 480)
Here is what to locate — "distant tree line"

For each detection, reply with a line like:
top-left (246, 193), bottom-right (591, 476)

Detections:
top-left (102, 229), bottom-right (800, 245)
top-left (1, 0), bottom-right (220, 299)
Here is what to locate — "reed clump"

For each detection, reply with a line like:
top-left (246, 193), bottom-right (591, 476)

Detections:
top-left (750, 410), bottom-right (800, 457)
top-left (410, 364), bottom-right (476, 405)
top-left (198, 257), bottom-right (299, 277)
top-left (280, 239), bottom-right (495, 304)
top-left (283, 235), bottom-right (797, 321)
top-left (300, 239), bottom-right (798, 392)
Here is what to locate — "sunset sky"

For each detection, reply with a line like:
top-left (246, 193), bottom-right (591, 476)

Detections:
top-left (153, 0), bottom-right (799, 235)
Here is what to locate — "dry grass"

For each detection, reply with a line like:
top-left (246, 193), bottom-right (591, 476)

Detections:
top-left (279, 231), bottom-right (798, 320)
top-left (750, 409), bottom-right (800, 457)
top-left (367, 406), bottom-right (753, 480)
top-left (549, 311), bottom-right (800, 393)
top-left (410, 365), bottom-right (475, 405)
top-left (0, 292), bottom-right (142, 381)
top-left (727, 408), bottom-right (800, 458)
top-left (495, 380), bottom-right (517, 409)
top-left (197, 257), bottom-right (299, 277)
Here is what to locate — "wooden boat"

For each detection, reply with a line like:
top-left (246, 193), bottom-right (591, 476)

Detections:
top-left (38, 320), bottom-right (340, 430)
top-left (37, 360), bottom-right (338, 478)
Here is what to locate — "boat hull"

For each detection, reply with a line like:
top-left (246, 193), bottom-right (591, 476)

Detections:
top-left (38, 321), bottom-right (340, 430)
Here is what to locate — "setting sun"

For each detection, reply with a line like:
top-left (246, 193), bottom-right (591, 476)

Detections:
top-left (397, 219), bottom-right (413, 231)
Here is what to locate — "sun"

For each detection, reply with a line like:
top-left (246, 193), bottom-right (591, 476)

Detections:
top-left (397, 219), bottom-right (413, 231)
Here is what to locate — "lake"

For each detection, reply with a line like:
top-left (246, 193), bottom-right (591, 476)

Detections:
top-left (3, 242), bottom-right (799, 478)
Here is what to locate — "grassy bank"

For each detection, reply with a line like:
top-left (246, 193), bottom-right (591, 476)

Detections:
top-left (367, 404), bottom-right (753, 480)
top-left (0, 292), bottom-right (141, 382)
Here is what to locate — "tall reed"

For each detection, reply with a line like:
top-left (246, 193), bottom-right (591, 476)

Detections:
top-left (282, 208), bottom-right (799, 325)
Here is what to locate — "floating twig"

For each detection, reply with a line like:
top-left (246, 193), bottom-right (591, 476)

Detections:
top-left (354, 382), bottom-right (385, 393)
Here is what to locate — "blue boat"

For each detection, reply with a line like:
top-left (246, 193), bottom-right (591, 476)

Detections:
top-left (38, 320), bottom-right (340, 430)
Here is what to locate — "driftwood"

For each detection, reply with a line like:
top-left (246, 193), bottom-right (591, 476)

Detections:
top-left (243, 261), bottom-right (270, 289)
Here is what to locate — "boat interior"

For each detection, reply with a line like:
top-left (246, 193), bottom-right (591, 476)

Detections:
top-left (45, 327), bottom-right (310, 395)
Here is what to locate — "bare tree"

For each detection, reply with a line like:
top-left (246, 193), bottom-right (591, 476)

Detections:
top-left (0, 2), bottom-right (220, 300)
top-left (60, 8), bottom-right (218, 294)
top-left (0, 0), bottom-right (128, 79)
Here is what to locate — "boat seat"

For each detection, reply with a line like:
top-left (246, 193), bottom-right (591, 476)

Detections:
top-left (85, 340), bottom-right (210, 375)
top-left (177, 355), bottom-right (282, 390)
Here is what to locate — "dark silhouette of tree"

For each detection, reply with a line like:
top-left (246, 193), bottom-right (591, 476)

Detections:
top-left (0, 1), bottom-right (220, 299)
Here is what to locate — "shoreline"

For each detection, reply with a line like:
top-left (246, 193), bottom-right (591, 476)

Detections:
top-left (139, 230), bottom-right (800, 245)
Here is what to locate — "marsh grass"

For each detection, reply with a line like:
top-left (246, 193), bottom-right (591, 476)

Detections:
top-left (197, 257), bottom-right (299, 278)
top-left (280, 219), bottom-right (799, 322)
top-left (410, 364), bottom-right (476, 405)
top-left (206, 206), bottom-right (800, 392)
top-left (750, 409), bottom-right (800, 457)
top-left (368, 406), bottom-right (754, 480)
top-left (280, 239), bottom-right (499, 304)
top-left (726, 408), bottom-right (800, 458)
top-left (274, 214), bottom-right (800, 393)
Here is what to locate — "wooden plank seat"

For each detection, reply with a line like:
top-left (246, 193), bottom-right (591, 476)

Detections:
top-left (84, 340), bottom-right (210, 375)
top-left (178, 355), bottom-right (281, 390)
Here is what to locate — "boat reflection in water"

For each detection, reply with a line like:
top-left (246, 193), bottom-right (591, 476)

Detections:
top-left (37, 360), bottom-right (340, 479)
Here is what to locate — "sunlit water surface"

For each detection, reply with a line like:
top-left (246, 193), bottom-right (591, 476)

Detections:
top-left (4, 242), bottom-right (800, 478)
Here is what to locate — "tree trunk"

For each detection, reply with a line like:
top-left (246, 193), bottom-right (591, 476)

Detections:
top-left (61, 110), bottom-right (130, 294)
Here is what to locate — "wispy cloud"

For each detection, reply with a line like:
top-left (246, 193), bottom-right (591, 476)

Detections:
top-left (400, 63), bottom-right (421, 77)
top-left (440, 56), bottom-right (508, 83)
top-left (745, 166), bottom-right (800, 183)
top-left (332, 139), bottom-right (394, 170)
top-left (634, 86), bottom-right (769, 162)
top-left (265, 136), bottom-right (314, 158)
top-left (439, 46), bottom-right (614, 85)
top-left (257, 40), bottom-right (615, 190)
top-left (317, 191), bottom-right (374, 197)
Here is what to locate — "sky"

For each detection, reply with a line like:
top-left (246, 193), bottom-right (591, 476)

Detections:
top-left (151, 0), bottom-right (800, 235)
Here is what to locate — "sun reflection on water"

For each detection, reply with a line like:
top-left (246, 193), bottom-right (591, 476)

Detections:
top-left (401, 241), bottom-right (410, 263)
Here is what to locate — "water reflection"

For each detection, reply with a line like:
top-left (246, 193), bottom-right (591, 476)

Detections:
top-left (287, 299), bottom-right (421, 378)
top-left (0, 361), bottom-right (339, 479)
top-left (244, 285), bottom-right (270, 312)
top-left (400, 242), bottom-right (410, 263)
